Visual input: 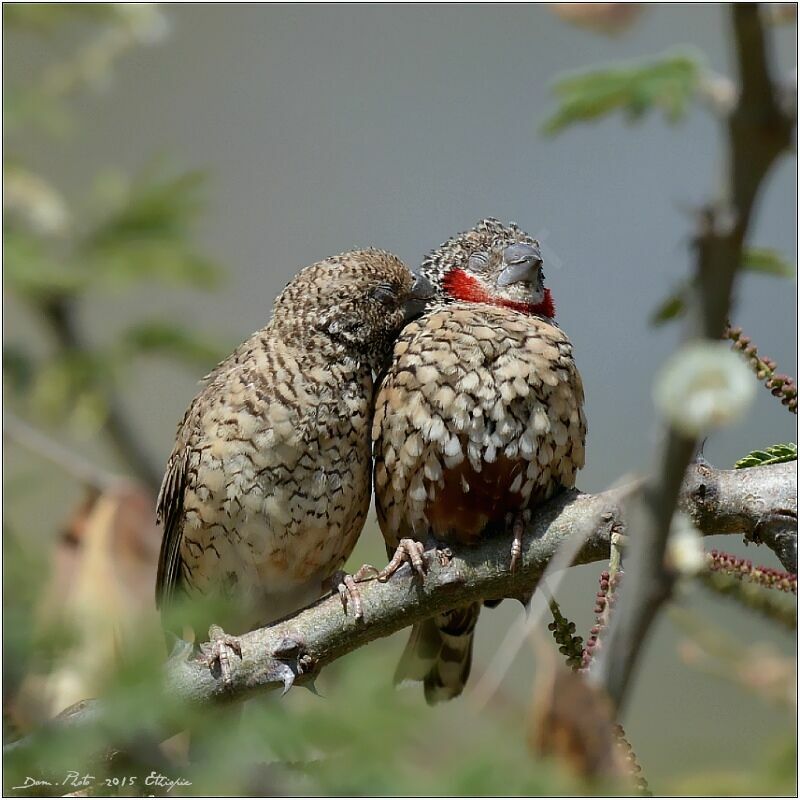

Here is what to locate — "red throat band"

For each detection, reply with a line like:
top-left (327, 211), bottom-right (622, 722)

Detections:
top-left (442, 269), bottom-right (555, 318)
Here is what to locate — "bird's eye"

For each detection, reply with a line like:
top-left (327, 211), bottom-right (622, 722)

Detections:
top-left (371, 283), bottom-right (397, 305)
top-left (468, 252), bottom-right (489, 272)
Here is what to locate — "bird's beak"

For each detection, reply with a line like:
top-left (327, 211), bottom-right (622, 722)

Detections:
top-left (497, 243), bottom-right (543, 287)
top-left (402, 274), bottom-right (435, 323)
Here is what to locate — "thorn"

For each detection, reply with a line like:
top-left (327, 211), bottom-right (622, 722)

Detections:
top-left (281, 671), bottom-right (295, 696)
top-left (303, 678), bottom-right (324, 698)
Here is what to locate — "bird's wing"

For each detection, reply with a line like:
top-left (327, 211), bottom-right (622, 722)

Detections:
top-left (153, 340), bottom-right (257, 613)
top-left (154, 337), bottom-right (319, 613)
top-left (155, 441), bottom-right (191, 612)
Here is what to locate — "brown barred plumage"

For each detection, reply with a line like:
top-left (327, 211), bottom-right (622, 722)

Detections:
top-left (156, 249), bottom-right (426, 683)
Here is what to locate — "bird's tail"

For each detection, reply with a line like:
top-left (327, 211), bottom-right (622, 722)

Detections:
top-left (394, 603), bottom-right (481, 704)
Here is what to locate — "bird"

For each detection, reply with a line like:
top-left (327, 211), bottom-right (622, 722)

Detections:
top-left (372, 218), bottom-right (587, 703)
top-left (156, 248), bottom-right (431, 687)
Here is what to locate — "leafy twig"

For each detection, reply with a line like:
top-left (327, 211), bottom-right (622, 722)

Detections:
top-left (614, 724), bottom-right (651, 797)
top-left (735, 443), bottom-right (798, 469)
top-left (725, 326), bottom-right (797, 413)
top-left (581, 569), bottom-right (623, 671)
top-left (706, 550), bottom-right (797, 593)
top-left (546, 596), bottom-right (584, 670)
top-left (590, 4), bottom-right (795, 712)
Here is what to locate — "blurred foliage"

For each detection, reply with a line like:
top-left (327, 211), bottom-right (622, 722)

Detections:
top-left (672, 608), bottom-right (795, 710)
top-left (3, 5), bottom-right (225, 460)
top-left (4, 4), bottom-right (168, 137)
top-left (735, 442), bottom-right (798, 469)
top-left (698, 569), bottom-right (797, 631)
top-left (549, 3), bottom-right (645, 37)
top-left (541, 51), bottom-right (701, 135)
top-left (118, 321), bottom-right (223, 369)
top-left (3, 4), bottom-right (119, 34)
top-left (742, 247), bottom-right (795, 278)
top-left (5, 576), bottom-right (595, 797)
top-left (649, 247), bottom-right (795, 326)
top-left (666, 733), bottom-right (797, 796)
top-left (649, 284), bottom-right (687, 326)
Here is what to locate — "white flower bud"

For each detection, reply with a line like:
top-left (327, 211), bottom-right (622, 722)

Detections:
top-left (666, 512), bottom-right (705, 576)
top-left (654, 341), bottom-right (755, 436)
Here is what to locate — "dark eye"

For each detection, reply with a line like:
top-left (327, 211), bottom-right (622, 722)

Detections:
top-left (371, 283), bottom-right (397, 305)
top-left (468, 252), bottom-right (489, 272)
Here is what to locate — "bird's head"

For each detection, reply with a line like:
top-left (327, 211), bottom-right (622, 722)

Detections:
top-left (273, 249), bottom-right (433, 369)
top-left (419, 218), bottom-right (555, 319)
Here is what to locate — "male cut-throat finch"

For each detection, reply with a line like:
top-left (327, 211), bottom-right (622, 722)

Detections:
top-left (372, 218), bottom-right (587, 703)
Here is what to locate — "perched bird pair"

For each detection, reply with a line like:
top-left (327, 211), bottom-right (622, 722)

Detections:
top-left (156, 219), bottom-right (587, 701)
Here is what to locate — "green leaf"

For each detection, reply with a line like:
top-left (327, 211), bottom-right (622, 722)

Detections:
top-left (4, 165), bottom-right (223, 302)
top-left (3, 4), bottom-right (118, 34)
top-left (650, 248), bottom-right (793, 328)
top-left (3, 229), bottom-right (88, 300)
top-left (119, 321), bottom-right (226, 367)
top-left (4, 164), bottom-right (70, 235)
top-left (4, 87), bottom-right (73, 137)
top-left (650, 284), bottom-right (688, 326)
top-left (81, 168), bottom-right (223, 290)
top-left (88, 244), bottom-right (221, 290)
top-left (30, 351), bottom-right (118, 424)
top-left (3, 345), bottom-right (37, 395)
top-left (735, 443), bottom-right (797, 469)
top-left (742, 248), bottom-right (795, 278)
top-left (541, 51), bottom-right (701, 136)
top-left (87, 169), bottom-right (206, 247)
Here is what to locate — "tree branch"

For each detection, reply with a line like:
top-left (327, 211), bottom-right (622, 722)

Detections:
top-left (588, 2), bottom-right (794, 713)
top-left (5, 460), bottom-right (795, 771)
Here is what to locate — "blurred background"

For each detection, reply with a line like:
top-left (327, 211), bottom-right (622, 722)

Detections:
top-left (3, 3), bottom-right (796, 795)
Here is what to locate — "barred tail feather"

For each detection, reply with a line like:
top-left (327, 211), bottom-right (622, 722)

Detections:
top-left (394, 604), bottom-right (481, 705)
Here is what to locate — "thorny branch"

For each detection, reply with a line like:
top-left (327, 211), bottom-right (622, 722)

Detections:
top-left (588, 3), bottom-right (795, 712)
top-left (5, 460), bottom-right (796, 773)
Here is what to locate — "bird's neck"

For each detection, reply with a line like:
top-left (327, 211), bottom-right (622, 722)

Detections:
top-left (441, 268), bottom-right (555, 318)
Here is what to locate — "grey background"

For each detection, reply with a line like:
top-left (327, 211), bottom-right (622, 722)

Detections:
top-left (5, 3), bottom-right (797, 787)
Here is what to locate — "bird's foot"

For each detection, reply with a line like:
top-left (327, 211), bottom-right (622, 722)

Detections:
top-left (376, 538), bottom-right (428, 582)
top-left (328, 565), bottom-right (376, 621)
top-left (200, 624), bottom-right (243, 686)
top-left (506, 510), bottom-right (531, 573)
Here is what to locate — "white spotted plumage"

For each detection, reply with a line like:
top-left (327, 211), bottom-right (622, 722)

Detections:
top-left (372, 218), bottom-right (587, 703)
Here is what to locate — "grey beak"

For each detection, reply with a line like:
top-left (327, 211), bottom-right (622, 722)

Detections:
top-left (403, 273), bottom-right (435, 322)
top-left (497, 242), bottom-right (543, 287)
